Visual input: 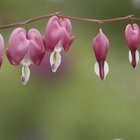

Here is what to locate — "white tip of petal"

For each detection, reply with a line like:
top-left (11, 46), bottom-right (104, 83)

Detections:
top-left (135, 50), bottom-right (139, 65)
top-left (21, 66), bottom-right (30, 85)
top-left (94, 62), bottom-right (100, 77)
top-left (54, 41), bottom-right (62, 52)
top-left (129, 50), bottom-right (139, 68)
top-left (94, 61), bottom-right (109, 80)
top-left (104, 61), bottom-right (109, 79)
top-left (20, 55), bottom-right (32, 67)
top-left (50, 51), bottom-right (61, 73)
top-left (129, 50), bottom-right (132, 64)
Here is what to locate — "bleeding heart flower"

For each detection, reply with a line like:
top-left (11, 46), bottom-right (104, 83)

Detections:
top-left (6, 28), bottom-right (45, 85)
top-left (44, 16), bottom-right (74, 72)
top-left (0, 34), bottom-right (4, 66)
top-left (125, 23), bottom-right (140, 68)
top-left (92, 29), bottom-right (109, 81)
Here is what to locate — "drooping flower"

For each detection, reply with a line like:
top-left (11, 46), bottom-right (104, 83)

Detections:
top-left (125, 23), bottom-right (140, 68)
top-left (92, 29), bottom-right (109, 81)
top-left (6, 28), bottom-right (45, 85)
top-left (0, 34), bottom-right (4, 66)
top-left (44, 16), bottom-right (74, 72)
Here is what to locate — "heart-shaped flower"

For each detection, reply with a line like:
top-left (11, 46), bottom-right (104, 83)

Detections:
top-left (44, 16), bottom-right (74, 72)
top-left (6, 28), bottom-right (45, 85)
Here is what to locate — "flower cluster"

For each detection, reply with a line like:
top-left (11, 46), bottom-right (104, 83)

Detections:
top-left (6, 16), bottom-right (74, 85)
top-left (0, 15), bottom-right (139, 85)
top-left (93, 23), bottom-right (140, 80)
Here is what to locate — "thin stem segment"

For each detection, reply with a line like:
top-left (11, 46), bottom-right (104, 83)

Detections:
top-left (0, 13), bottom-right (139, 29)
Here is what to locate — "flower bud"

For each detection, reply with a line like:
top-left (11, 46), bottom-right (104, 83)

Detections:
top-left (125, 23), bottom-right (140, 68)
top-left (92, 29), bottom-right (109, 80)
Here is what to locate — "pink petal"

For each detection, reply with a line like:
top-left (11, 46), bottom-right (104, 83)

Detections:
top-left (93, 29), bottom-right (109, 62)
top-left (28, 28), bottom-right (45, 65)
top-left (6, 49), bottom-right (17, 65)
top-left (7, 28), bottom-right (30, 65)
top-left (44, 16), bottom-right (63, 52)
top-left (61, 28), bottom-right (75, 51)
top-left (59, 18), bottom-right (72, 34)
top-left (125, 23), bottom-right (140, 50)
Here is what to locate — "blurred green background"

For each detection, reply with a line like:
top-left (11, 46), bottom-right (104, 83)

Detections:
top-left (0, 0), bottom-right (140, 140)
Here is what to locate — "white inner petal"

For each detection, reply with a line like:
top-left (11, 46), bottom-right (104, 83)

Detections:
top-left (104, 61), bottom-right (109, 79)
top-left (21, 66), bottom-right (30, 85)
top-left (50, 51), bottom-right (62, 73)
top-left (50, 43), bottom-right (62, 73)
top-left (94, 62), bottom-right (100, 77)
top-left (54, 41), bottom-right (63, 52)
top-left (128, 50), bottom-right (139, 67)
top-left (135, 50), bottom-right (139, 65)
top-left (20, 55), bottom-right (32, 67)
top-left (20, 55), bottom-right (32, 85)
top-left (94, 61), bottom-right (109, 80)
top-left (129, 50), bottom-right (132, 64)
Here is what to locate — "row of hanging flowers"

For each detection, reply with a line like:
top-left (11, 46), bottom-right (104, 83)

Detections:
top-left (0, 13), bottom-right (139, 85)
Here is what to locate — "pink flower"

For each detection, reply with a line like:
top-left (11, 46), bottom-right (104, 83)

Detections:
top-left (44, 16), bottom-right (74, 72)
top-left (6, 28), bottom-right (45, 85)
top-left (0, 34), bottom-right (4, 66)
top-left (125, 23), bottom-right (140, 68)
top-left (92, 29), bottom-right (109, 80)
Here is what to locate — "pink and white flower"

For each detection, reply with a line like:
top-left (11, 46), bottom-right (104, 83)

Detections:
top-left (6, 28), bottom-right (45, 85)
top-left (92, 29), bottom-right (109, 80)
top-left (44, 16), bottom-right (74, 72)
top-left (125, 23), bottom-right (140, 68)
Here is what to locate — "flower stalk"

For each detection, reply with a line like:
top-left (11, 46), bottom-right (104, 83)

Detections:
top-left (0, 13), bottom-right (138, 30)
